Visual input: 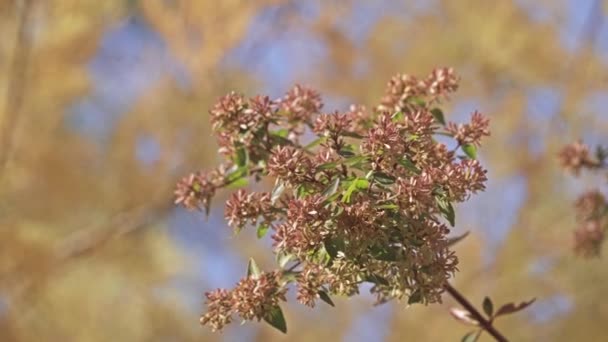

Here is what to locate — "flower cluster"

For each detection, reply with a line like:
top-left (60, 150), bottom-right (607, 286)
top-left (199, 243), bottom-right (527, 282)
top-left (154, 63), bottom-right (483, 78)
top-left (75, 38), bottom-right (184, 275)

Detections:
top-left (447, 111), bottom-right (490, 147)
top-left (558, 140), bottom-right (601, 175)
top-left (200, 271), bottom-right (287, 331)
top-left (224, 190), bottom-right (274, 231)
top-left (558, 142), bottom-right (607, 257)
top-left (377, 67), bottom-right (459, 113)
top-left (176, 68), bottom-right (491, 332)
top-left (174, 166), bottom-right (228, 213)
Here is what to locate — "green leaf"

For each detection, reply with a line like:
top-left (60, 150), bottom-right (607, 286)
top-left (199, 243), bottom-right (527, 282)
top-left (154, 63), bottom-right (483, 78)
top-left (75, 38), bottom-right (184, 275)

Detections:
top-left (372, 171), bottom-right (396, 185)
top-left (280, 271), bottom-right (298, 284)
top-left (271, 129), bottom-right (289, 138)
top-left (235, 145), bottom-right (249, 167)
top-left (461, 331), bottom-right (480, 342)
top-left (271, 180), bottom-right (285, 204)
top-left (318, 290), bottom-right (335, 307)
top-left (377, 203), bottom-right (399, 210)
top-left (482, 297), bottom-right (494, 317)
top-left (344, 155), bottom-right (368, 167)
top-left (447, 231), bottom-right (470, 247)
top-left (257, 224), bottom-right (270, 239)
top-left (318, 161), bottom-right (339, 170)
top-left (431, 108), bottom-right (446, 125)
top-left (391, 111), bottom-right (404, 121)
top-left (338, 148), bottom-right (356, 157)
top-left (436, 197), bottom-right (456, 227)
top-left (226, 166), bottom-right (248, 183)
top-left (342, 131), bottom-right (365, 139)
top-left (277, 252), bottom-right (295, 269)
top-left (408, 96), bottom-right (426, 106)
top-left (227, 177), bottom-right (248, 189)
top-left (398, 157), bottom-right (421, 175)
top-left (322, 177), bottom-right (341, 198)
top-left (323, 238), bottom-right (344, 260)
top-left (263, 305), bottom-right (287, 334)
top-left (304, 136), bottom-right (327, 150)
top-left (313, 244), bottom-right (331, 265)
top-left (247, 258), bottom-right (261, 279)
top-left (462, 144), bottom-right (477, 159)
top-left (408, 289), bottom-right (422, 305)
top-left (342, 178), bottom-right (370, 203)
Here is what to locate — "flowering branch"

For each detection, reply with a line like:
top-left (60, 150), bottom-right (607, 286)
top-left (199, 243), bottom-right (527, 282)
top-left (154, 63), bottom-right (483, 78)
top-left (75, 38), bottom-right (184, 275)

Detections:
top-left (172, 68), bottom-right (531, 336)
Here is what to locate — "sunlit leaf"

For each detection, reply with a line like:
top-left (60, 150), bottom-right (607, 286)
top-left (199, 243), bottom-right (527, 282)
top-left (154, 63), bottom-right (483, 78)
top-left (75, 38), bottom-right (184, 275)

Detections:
top-left (256, 224), bottom-right (269, 239)
top-left (271, 180), bottom-right (285, 204)
top-left (247, 258), bottom-right (261, 279)
top-left (462, 144), bottom-right (477, 159)
top-left (322, 177), bottom-right (341, 198)
top-left (449, 308), bottom-right (479, 326)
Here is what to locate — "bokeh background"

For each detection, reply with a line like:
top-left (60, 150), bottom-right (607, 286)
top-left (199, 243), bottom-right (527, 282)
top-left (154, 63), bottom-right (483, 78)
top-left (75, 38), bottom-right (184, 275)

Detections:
top-left (1, 0), bottom-right (607, 341)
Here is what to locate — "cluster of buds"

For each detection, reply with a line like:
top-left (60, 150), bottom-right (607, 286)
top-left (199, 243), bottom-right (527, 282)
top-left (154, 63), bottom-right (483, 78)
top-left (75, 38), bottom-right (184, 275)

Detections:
top-left (558, 141), bottom-right (607, 257)
top-left (176, 68), bottom-right (491, 332)
top-left (200, 271), bottom-right (287, 331)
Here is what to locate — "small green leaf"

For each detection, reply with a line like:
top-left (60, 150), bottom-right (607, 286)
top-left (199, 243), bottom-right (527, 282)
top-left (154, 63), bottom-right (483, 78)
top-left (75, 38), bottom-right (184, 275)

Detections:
top-left (447, 231), bottom-right (470, 247)
top-left (263, 305), bottom-right (287, 334)
top-left (322, 177), bottom-right (341, 198)
top-left (304, 136), bottom-right (327, 150)
top-left (271, 129), bottom-right (289, 138)
top-left (482, 297), bottom-right (494, 317)
top-left (235, 145), bottom-right (249, 167)
top-left (372, 171), bottom-right (396, 185)
top-left (257, 224), bottom-right (269, 239)
top-left (398, 157), bottom-right (421, 175)
top-left (277, 252), bottom-right (295, 269)
top-left (338, 148), bottom-right (356, 157)
top-left (391, 111), bottom-right (404, 121)
top-left (342, 178), bottom-right (369, 203)
top-left (431, 108), bottom-right (446, 125)
top-left (280, 271), bottom-right (297, 284)
top-left (271, 180), bottom-right (285, 204)
top-left (408, 289), bottom-right (422, 305)
top-left (342, 131), bottom-right (365, 139)
top-left (318, 161), bottom-right (339, 170)
top-left (344, 155), bottom-right (368, 167)
top-left (436, 197), bottom-right (456, 227)
top-left (318, 290), bottom-right (335, 307)
top-left (461, 331), bottom-right (480, 342)
top-left (462, 144), bottom-right (477, 159)
top-left (226, 166), bottom-right (248, 183)
top-left (227, 177), bottom-right (248, 189)
top-left (247, 258), bottom-right (261, 279)
top-left (377, 203), bottom-right (399, 210)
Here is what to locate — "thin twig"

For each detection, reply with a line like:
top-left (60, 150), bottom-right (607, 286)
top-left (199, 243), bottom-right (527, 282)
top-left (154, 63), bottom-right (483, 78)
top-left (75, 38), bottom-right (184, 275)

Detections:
top-left (0, 0), bottom-right (34, 179)
top-left (444, 283), bottom-right (508, 342)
